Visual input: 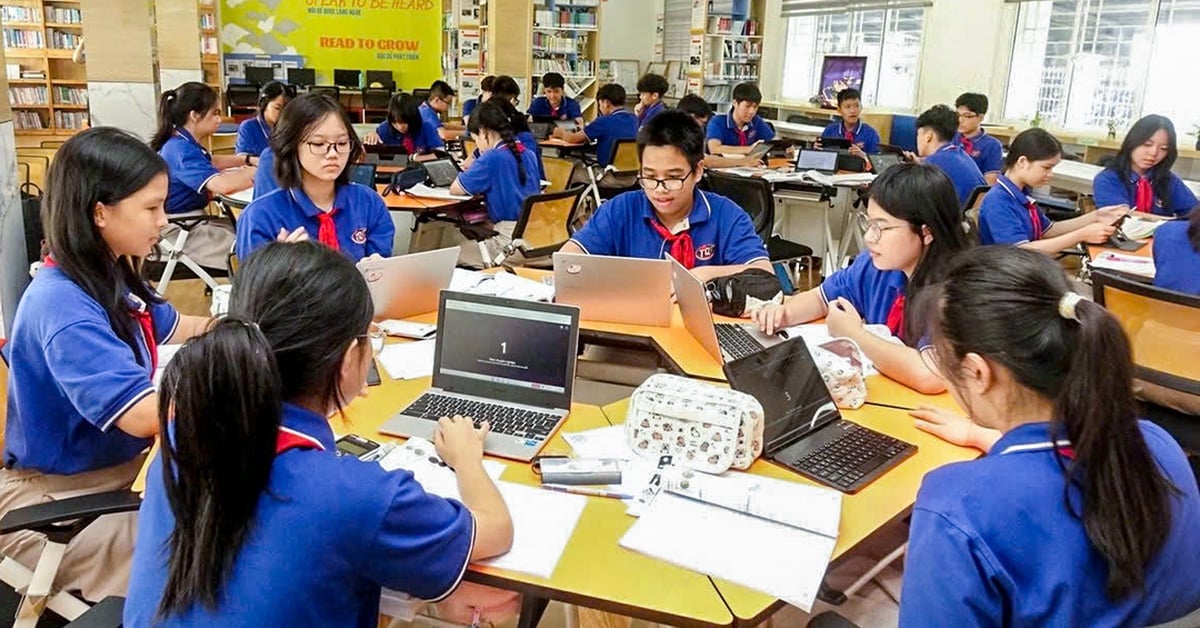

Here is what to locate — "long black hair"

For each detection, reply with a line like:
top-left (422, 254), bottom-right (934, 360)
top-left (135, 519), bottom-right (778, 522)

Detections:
top-left (867, 161), bottom-right (971, 345)
top-left (256, 80), bottom-right (294, 115)
top-left (386, 93), bottom-right (423, 137)
top-left (43, 127), bottom-right (168, 366)
top-left (155, 241), bottom-right (374, 618)
top-left (1003, 128), bottom-right (1062, 171)
top-left (932, 246), bottom-right (1177, 599)
top-left (151, 82), bottom-right (218, 151)
top-left (468, 99), bottom-right (527, 186)
top-left (1111, 114), bottom-right (1179, 211)
top-left (270, 93), bottom-right (363, 189)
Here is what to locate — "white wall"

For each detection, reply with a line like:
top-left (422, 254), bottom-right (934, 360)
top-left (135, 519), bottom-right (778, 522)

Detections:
top-left (600, 0), bottom-right (659, 68)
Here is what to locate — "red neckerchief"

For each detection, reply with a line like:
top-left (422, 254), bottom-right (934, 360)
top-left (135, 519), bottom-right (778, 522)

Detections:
top-left (843, 123), bottom-right (855, 143)
top-left (649, 219), bottom-right (695, 269)
top-left (401, 135), bottom-right (416, 154)
top-left (735, 127), bottom-right (748, 146)
top-left (1026, 198), bottom-right (1044, 240)
top-left (1135, 177), bottom-right (1153, 212)
top-left (960, 134), bottom-right (975, 156)
top-left (44, 255), bottom-right (158, 370)
top-left (885, 294), bottom-right (905, 338)
top-left (550, 104), bottom-right (559, 118)
top-left (505, 142), bottom-right (526, 153)
top-left (316, 210), bottom-right (340, 251)
top-left (275, 428), bottom-right (325, 454)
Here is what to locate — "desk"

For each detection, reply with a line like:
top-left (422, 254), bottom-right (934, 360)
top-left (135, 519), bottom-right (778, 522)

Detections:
top-left (1051, 159), bottom-right (1200, 197)
top-left (768, 120), bottom-right (826, 141)
top-left (374, 184), bottom-right (481, 213)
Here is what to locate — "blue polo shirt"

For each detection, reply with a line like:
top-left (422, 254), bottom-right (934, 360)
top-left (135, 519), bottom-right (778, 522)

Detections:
top-left (374, 119), bottom-right (441, 154)
top-left (253, 146), bottom-right (279, 200)
top-left (901, 420), bottom-right (1200, 627)
top-left (462, 96), bottom-right (480, 119)
top-left (2, 266), bottom-right (177, 475)
top-left (637, 101), bottom-right (666, 128)
top-left (1093, 167), bottom-right (1198, 217)
top-left (159, 128), bottom-right (219, 214)
top-left (124, 403), bottom-right (475, 628)
top-left (978, 175), bottom-right (1053, 245)
top-left (584, 110), bottom-right (638, 167)
top-left (817, 251), bottom-right (923, 345)
top-left (821, 120), bottom-right (880, 154)
top-left (528, 95), bottom-right (582, 121)
top-left (707, 112), bottom-right (775, 148)
top-left (569, 189), bottom-right (768, 267)
top-left (419, 102), bottom-right (445, 149)
top-left (457, 144), bottom-right (542, 222)
top-left (235, 115), bottom-right (271, 157)
top-left (953, 129), bottom-right (1003, 177)
top-left (237, 184), bottom-right (395, 262)
top-left (1153, 219), bottom-right (1200, 295)
top-left (924, 143), bottom-right (987, 206)
top-left (516, 130), bottom-right (546, 181)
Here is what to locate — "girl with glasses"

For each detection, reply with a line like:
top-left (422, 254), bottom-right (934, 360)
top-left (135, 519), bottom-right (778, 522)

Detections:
top-left (235, 93), bottom-right (394, 262)
top-left (753, 162), bottom-right (971, 394)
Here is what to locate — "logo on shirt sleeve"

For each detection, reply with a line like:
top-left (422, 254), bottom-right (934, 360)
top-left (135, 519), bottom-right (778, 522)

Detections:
top-left (695, 243), bottom-right (716, 261)
top-left (351, 228), bottom-right (368, 245)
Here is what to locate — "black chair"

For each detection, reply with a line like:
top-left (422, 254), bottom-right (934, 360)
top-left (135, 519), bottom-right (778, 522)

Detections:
top-left (225, 84), bottom-right (259, 113)
top-left (412, 88), bottom-right (431, 103)
top-left (362, 87), bottom-right (393, 123)
top-left (65, 596), bottom-right (125, 627)
top-left (308, 85), bottom-right (340, 100)
top-left (365, 70), bottom-right (395, 91)
top-left (787, 114), bottom-right (832, 127)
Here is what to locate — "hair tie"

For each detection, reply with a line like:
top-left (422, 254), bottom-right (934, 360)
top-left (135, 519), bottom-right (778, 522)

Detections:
top-left (165, 91), bottom-right (176, 102)
top-left (1058, 292), bottom-right (1083, 322)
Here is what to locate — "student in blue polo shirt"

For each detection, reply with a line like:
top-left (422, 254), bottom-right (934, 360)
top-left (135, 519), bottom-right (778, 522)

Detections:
top-left (560, 110), bottom-right (772, 281)
top-left (914, 104), bottom-right (985, 206)
top-left (676, 94), bottom-right (763, 169)
top-left (152, 82), bottom-right (257, 214)
top-left (979, 128), bottom-right (1122, 253)
top-left (528, 72), bottom-right (584, 125)
top-left (634, 73), bottom-right (669, 128)
top-left (1094, 114), bottom-right (1198, 217)
top-left (552, 82), bottom-right (637, 167)
top-left (125, 241), bottom-right (513, 627)
top-left (753, 163), bottom-right (970, 394)
top-left (901, 247), bottom-right (1200, 626)
top-left (421, 80), bottom-right (456, 145)
top-left (953, 92), bottom-right (1003, 184)
top-left (236, 93), bottom-right (394, 262)
top-left (706, 82), bottom-right (776, 156)
top-left (0, 128), bottom-right (210, 601)
top-left (461, 74), bottom-right (494, 125)
top-left (462, 77), bottom-right (545, 180)
top-left (819, 88), bottom-right (880, 158)
top-left (235, 80), bottom-right (293, 161)
top-left (252, 145), bottom-right (278, 199)
top-left (1154, 208), bottom-right (1200, 295)
top-left (363, 93), bottom-right (441, 158)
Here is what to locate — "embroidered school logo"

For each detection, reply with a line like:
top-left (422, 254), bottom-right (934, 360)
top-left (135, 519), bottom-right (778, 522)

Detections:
top-left (695, 244), bottom-right (716, 261)
top-left (351, 228), bottom-right (368, 245)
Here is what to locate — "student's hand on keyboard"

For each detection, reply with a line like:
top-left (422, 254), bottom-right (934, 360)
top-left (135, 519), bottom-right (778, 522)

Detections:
top-left (434, 414), bottom-right (490, 469)
top-left (276, 226), bottom-right (310, 243)
top-left (363, 131), bottom-right (382, 146)
top-left (751, 302), bottom-right (791, 336)
top-left (826, 297), bottom-right (864, 337)
top-left (910, 406), bottom-right (1001, 453)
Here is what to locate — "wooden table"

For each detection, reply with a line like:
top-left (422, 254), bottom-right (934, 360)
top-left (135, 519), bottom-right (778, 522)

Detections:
top-left (374, 183), bottom-right (481, 213)
top-left (1052, 159), bottom-right (1200, 197)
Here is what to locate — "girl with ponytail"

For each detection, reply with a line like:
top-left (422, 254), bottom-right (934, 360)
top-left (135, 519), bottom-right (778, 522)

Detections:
top-left (124, 241), bottom-right (513, 626)
top-left (901, 246), bottom-right (1200, 626)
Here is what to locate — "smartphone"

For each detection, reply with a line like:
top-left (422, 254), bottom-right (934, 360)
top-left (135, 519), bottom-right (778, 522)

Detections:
top-left (368, 360), bottom-right (382, 387)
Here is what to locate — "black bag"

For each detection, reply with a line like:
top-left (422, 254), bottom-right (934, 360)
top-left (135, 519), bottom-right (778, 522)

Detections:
top-left (706, 268), bottom-right (783, 317)
top-left (381, 161), bottom-right (429, 196)
top-left (21, 182), bottom-right (44, 266)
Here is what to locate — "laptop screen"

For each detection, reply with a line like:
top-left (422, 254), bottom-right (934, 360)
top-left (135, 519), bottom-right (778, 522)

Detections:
top-left (434, 292), bottom-right (579, 409)
top-left (796, 149), bottom-right (838, 172)
top-left (723, 337), bottom-right (842, 453)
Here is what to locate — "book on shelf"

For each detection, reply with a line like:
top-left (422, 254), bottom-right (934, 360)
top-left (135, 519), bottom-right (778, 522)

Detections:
top-left (54, 110), bottom-right (88, 130)
top-left (1, 6), bottom-right (40, 23)
top-left (48, 29), bottom-right (82, 50)
top-left (706, 16), bottom-right (758, 36)
top-left (45, 6), bottom-right (82, 23)
top-left (3, 28), bottom-right (45, 49)
top-left (14, 110), bottom-right (45, 130)
top-left (8, 85), bottom-right (48, 105)
top-left (53, 86), bottom-right (87, 105)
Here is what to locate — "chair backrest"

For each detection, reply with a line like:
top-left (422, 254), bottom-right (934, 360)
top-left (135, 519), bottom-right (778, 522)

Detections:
top-left (309, 85), bottom-right (341, 100)
top-left (39, 140), bottom-right (65, 148)
top-left (17, 155), bottom-right (48, 191)
top-left (541, 157), bottom-right (577, 193)
top-left (1092, 269), bottom-right (1200, 395)
top-left (963, 185), bottom-right (990, 213)
top-left (512, 186), bottom-right (587, 258)
top-left (705, 170), bottom-right (774, 246)
top-left (365, 70), bottom-right (394, 90)
top-left (609, 139), bottom-right (640, 173)
top-left (225, 84), bottom-right (259, 108)
top-left (363, 87), bottom-right (393, 109)
top-left (412, 88), bottom-right (431, 103)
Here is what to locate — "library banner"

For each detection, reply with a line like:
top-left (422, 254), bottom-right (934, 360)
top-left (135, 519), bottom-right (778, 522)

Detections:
top-left (220, 0), bottom-right (442, 85)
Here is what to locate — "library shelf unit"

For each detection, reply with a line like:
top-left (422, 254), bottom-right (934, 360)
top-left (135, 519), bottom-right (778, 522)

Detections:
top-left (2, 0), bottom-right (87, 135)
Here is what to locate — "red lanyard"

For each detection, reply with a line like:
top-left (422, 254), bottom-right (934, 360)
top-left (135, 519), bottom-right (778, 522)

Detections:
top-left (843, 124), bottom-right (855, 143)
top-left (960, 135), bottom-right (975, 156)
top-left (43, 256), bottom-right (158, 370)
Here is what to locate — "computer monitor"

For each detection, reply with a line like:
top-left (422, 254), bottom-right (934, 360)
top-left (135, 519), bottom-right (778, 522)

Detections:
top-left (244, 66), bottom-right (274, 87)
top-left (334, 69), bottom-right (361, 89)
top-left (365, 70), bottom-right (395, 90)
top-left (287, 67), bottom-right (316, 87)
top-left (817, 55), bottom-right (867, 109)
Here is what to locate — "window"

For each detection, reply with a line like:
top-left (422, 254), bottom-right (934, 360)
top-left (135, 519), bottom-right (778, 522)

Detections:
top-left (1005, 0), bottom-right (1200, 134)
top-left (781, 7), bottom-right (925, 110)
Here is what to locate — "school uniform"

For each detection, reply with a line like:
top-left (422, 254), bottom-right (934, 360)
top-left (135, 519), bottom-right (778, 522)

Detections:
top-left (636, 101), bottom-right (666, 128)
top-left (418, 102), bottom-right (446, 149)
top-left (568, 189), bottom-right (768, 268)
top-left (374, 119), bottom-right (441, 154)
top-left (953, 129), bottom-right (1003, 177)
top-left (821, 120), bottom-right (880, 154)
top-left (923, 143), bottom-right (987, 206)
top-left (159, 128), bottom-right (219, 214)
top-left (124, 403), bottom-right (475, 628)
top-left (235, 115), bottom-right (271, 157)
top-left (253, 146), bottom-right (279, 199)
top-left (1092, 167), bottom-right (1198, 217)
top-left (457, 144), bottom-right (543, 222)
top-left (236, 183), bottom-right (395, 262)
top-left (706, 112), bottom-right (776, 148)
top-left (528, 95), bottom-right (582, 121)
top-left (583, 109), bottom-right (638, 167)
top-left (1152, 219), bottom-right (1200, 295)
top-left (819, 250), bottom-right (921, 343)
top-left (516, 130), bottom-right (546, 181)
top-left (462, 96), bottom-right (480, 119)
top-left (901, 420), bottom-right (1200, 626)
top-left (977, 175), bottom-right (1052, 245)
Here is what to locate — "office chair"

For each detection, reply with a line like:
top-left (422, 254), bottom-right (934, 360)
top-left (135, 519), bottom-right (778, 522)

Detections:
top-left (411, 88), bottom-right (431, 103)
top-left (362, 87), bottom-right (394, 123)
top-left (225, 84), bottom-right (259, 113)
top-left (308, 85), bottom-right (341, 100)
top-left (540, 156), bottom-right (578, 193)
top-left (582, 138), bottom-right (640, 209)
top-left (365, 70), bottom-right (395, 91)
top-left (962, 184), bottom-right (990, 241)
top-left (492, 186), bottom-right (587, 269)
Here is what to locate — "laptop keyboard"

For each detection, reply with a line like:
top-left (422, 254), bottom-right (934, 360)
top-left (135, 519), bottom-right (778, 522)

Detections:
top-left (715, 323), bottom-right (765, 360)
top-left (792, 423), bottom-right (912, 490)
top-left (402, 393), bottom-right (560, 441)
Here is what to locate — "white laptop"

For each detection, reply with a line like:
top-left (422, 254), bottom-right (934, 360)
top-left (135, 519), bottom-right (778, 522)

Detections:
top-left (671, 257), bottom-right (785, 362)
top-left (553, 252), bottom-right (672, 327)
top-left (358, 248), bottom-right (457, 320)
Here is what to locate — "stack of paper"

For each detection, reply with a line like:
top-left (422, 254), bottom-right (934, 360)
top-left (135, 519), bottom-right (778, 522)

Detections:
top-left (448, 269), bottom-right (555, 302)
top-left (405, 184), bottom-right (473, 201)
top-left (1090, 251), bottom-right (1156, 279)
top-left (376, 339), bottom-right (437, 380)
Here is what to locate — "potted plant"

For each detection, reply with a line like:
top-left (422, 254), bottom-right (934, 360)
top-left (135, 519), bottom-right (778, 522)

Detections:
top-left (1030, 111), bottom-right (1043, 128)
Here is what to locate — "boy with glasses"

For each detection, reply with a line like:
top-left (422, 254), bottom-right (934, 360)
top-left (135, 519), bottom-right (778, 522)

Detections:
top-left (422, 80), bottom-right (456, 143)
top-left (560, 110), bottom-right (771, 281)
top-left (953, 92), bottom-right (1003, 185)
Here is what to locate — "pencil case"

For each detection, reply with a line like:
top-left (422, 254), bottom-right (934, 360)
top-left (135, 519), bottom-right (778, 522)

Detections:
top-left (625, 374), bottom-right (764, 474)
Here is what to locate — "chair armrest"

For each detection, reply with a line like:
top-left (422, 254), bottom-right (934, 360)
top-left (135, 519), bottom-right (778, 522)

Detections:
top-left (0, 490), bottom-right (142, 539)
top-left (65, 596), bottom-right (125, 628)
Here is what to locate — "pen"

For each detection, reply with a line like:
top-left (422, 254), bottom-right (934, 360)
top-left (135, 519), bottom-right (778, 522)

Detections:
top-left (541, 484), bottom-right (633, 500)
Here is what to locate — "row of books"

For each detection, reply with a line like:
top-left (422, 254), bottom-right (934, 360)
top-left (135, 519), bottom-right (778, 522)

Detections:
top-left (54, 85), bottom-right (86, 104)
top-left (718, 39), bottom-right (761, 56)
top-left (199, 13), bottom-right (216, 29)
top-left (1, 5), bottom-right (38, 23)
top-left (533, 8), bottom-right (597, 28)
top-left (47, 29), bottom-right (80, 49)
top-left (0, 6), bottom-right (82, 24)
top-left (532, 57), bottom-right (594, 77)
top-left (9, 85), bottom-right (46, 105)
top-left (54, 110), bottom-right (87, 129)
top-left (532, 31), bottom-right (587, 55)
top-left (707, 16), bottom-right (759, 36)
top-left (13, 110), bottom-right (43, 129)
top-left (45, 6), bottom-right (81, 23)
top-left (3, 28), bottom-right (44, 49)
top-left (201, 36), bottom-right (218, 55)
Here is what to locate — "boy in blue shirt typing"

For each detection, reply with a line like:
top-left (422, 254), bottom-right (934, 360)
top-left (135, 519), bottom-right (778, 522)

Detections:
top-left (706, 82), bottom-right (776, 156)
top-left (421, 80), bottom-right (456, 144)
top-left (819, 88), bottom-right (880, 159)
top-left (552, 83), bottom-right (637, 167)
top-left (634, 73), bottom-right (669, 128)
top-left (954, 92), bottom-right (1003, 185)
top-left (561, 110), bottom-right (771, 282)
top-left (528, 72), bottom-right (584, 126)
top-left (914, 104), bottom-right (986, 205)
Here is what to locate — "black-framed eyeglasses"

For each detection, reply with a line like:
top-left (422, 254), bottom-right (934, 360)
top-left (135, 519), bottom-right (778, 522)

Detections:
top-left (857, 213), bottom-right (904, 241)
top-left (637, 170), bottom-right (694, 191)
top-left (305, 140), bottom-right (352, 156)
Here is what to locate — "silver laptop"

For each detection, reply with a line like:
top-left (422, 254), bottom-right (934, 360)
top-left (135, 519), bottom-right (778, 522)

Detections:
top-left (794, 149), bottom-right (839, 174)
top-left (380, 291), bottom-right (581, 461)
top-left (358, 248), bottom-right (457, 320)
top-left (553, 252), bottom-right (672, 327)
top-left (671, 257), bottom-right (784, 362)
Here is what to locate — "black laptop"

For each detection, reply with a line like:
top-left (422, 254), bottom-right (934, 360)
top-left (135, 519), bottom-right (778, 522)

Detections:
top-left (723, 337), bottom-right (917, 494)
top-left (793, 149), bottom-right (839, 175)
top-left (529, 121), bottom-right (553, 141)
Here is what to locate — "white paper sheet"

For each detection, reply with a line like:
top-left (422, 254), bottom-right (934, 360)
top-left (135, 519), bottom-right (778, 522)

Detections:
top-left (377, 437), bottom-right (506, 499)
top-left (661, 468), bottom-right (842, 537)
top-left (447, 269), bottom-right (555, 302)
top-left (479, 481), bottom-right (586, 579)
top-left (1090, 251), bottom-right (1156, 279)
top-left (405, 183), bottom-right (473, 201)
top-left (562, 425), bottom-right (635, 460)
top-left (376, 340), bottom-right (437, 380)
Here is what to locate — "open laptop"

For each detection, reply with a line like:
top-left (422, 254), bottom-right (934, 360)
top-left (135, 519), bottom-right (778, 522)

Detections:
top-left (380, 291), bottom-right (581, 461)
top-left (724, 337), bottom-right (917, 494)
top-left (364, 144), bottom-right (411, 168)
top-left (794, 149), bottom-right (839, 174)
top-left (670, 257), bottom-right (784, 362)
top-left (868, 153), bottom-right (903, 176)
top-left (422, 158), bottom-right (461, 188)
top-left (553, 252), bottom-right (673, 327)
top-left (358, 247), bottom-right (458, 319)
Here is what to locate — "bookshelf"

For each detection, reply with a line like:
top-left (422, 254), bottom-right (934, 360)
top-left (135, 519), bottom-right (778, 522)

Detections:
top-left (1, 0), bottom-right (87, 134)
top-left (442, 0), bottom-right (484, 117)
top-left (198, 0), bottom-right (220, 96)
top-left (690, 0), bottom-right (763, 110)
